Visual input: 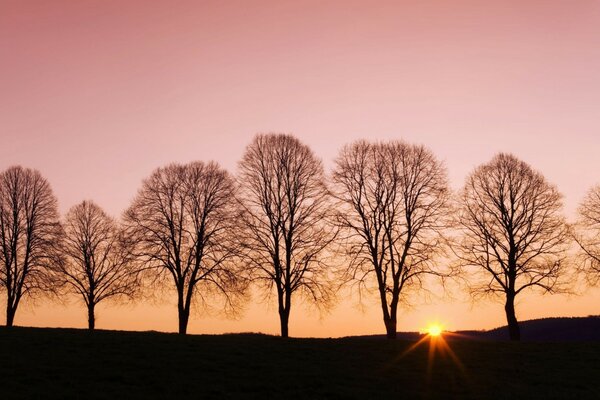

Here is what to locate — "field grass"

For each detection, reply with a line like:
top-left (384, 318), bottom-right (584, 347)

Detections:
top-left (0, 327), bottom-right (599, 399)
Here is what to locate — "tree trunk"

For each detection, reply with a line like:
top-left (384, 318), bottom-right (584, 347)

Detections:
top-left (6, 304), bottom-right (15, 327)
top-left (384, 317), bottom-right (397, 339)
top-left (176, 283), bottom-right (191, 335)
top-left (277, 284), bottom-right (291, 338)
top-left (87, 303), bottom-right (96, 330)
top-left (279, 308), bottom-right (290, 338)
top-left (504, 293), bottom-right (520, 341)
top-left (178, 306), bottom-right (189, 335)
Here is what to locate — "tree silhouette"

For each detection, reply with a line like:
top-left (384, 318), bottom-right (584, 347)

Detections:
top-left (332, 140), bottom-right (450, 339)
top-left (574, 185), bottom-right (600, 286)
top-left (455, 153), bottom-right (570, 341)
top-left (238, 133), bottom-right (335, 338)
top-left (124, 162), bottom-right (245, 335)
top-left (0, 166), bottom-right (63, 326)
top-left (60, 200), bottom-right (139, 330)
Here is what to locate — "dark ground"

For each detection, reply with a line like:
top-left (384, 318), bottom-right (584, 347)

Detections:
top-left (1, 326), bottom-right (599, 399)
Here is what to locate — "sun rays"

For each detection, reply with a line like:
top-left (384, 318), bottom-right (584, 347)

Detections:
top-left (390, 321), bottom-right (468, 382)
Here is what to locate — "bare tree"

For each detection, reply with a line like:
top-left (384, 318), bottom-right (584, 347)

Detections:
top-left (238, 133), bottom-right (335, 338)
top-left (574, 185), bottom-right (600, 286)
top-left (455, 153), bottom-right (570, 341)
top-left (0, 166), bottom-right (63, 326)
top-left (332, 140), bottom-right (450, 339)
top-left (60, 200), bottom-right (139, 330)
top-left (124, 161), bottom-right (245, 335)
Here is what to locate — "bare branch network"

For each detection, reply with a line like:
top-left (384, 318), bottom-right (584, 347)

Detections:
top-left (0, 134), bottom-right (594, 340)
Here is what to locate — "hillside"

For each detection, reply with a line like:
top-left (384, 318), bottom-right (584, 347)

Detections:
top-left (459, 316), bottom-right (600, 341)
top-left (0, 326), bottom-right (599, 399)
top-left (350, 316), bottom-right (600, 342)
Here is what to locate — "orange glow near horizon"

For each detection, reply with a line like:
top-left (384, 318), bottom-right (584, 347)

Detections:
top-left (2, 0), bottom-right (600, 337)
top-left (426, 324), bottom-right (443, 337)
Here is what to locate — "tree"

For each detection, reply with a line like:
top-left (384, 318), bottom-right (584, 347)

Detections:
top-left (0, 166), bottom-right (62, 326)
top-left (60, 200), bottom-right (139, 330)
top-left (238, 133), bottom-right (335, 338)
top-left (455, 153), bottom-right (570, 341)
top-left (124, 161), bottom-right (245, 335)
top-left (574, 185), bottom-right (600, 286)
top-left (332, 140), bottom-right (450, 339)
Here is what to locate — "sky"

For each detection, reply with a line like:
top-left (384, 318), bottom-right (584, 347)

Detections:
top-left (1, 0), bottom-right (600, 337)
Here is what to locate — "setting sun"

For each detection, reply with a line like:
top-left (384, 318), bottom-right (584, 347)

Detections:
top-left (427, 324), bottom-right (443, 337)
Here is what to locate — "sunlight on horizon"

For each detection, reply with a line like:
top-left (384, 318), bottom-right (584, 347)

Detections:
top-left (426, 324), bottom-right (443, 337)
top-left (422, 320), bottom-right (446, 337)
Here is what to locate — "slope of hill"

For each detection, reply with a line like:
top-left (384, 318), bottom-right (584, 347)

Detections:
top-left (351, 316), bottom-right (600, 342)
top-left (458, 316), bottom-right (600, 341)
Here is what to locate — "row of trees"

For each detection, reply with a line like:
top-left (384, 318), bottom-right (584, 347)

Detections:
top-left (1, 134), bottom-right (599, 340)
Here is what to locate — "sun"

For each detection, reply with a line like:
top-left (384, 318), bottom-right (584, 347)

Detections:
top-left (427, 324), bottom-right (443, 337)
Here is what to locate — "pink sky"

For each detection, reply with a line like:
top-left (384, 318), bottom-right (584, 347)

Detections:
top-left (1, 0), bottom-right (600, 336)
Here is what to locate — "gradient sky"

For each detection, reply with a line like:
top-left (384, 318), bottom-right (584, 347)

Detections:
top-left (2, 0), bottom-right (600, 337)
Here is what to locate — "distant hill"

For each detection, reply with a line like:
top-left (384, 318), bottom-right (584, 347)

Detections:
top-left (344, 331), bottom-right (423, 340)
top-left (350, 316), bottom-right (600, 341)
top-left (461, 316), bottom-right (600, 342)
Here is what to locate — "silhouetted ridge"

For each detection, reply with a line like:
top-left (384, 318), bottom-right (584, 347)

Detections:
top-left (348, 316), bottom-right (600, 341)
top-left (449, 316), bottom-right (600, 341)
top-left (469, 316), bottom-right (600, 341)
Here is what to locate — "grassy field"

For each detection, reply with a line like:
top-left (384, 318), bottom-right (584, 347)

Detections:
top-left (0, 327), bottom-right (599, 399)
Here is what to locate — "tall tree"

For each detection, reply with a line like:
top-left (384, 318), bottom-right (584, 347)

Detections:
top-left (0, 166), bottom-right (62, 326)
top-left (60, 200), bottom-right (139, 330)
top-left (124, 161), bottom-right (245, 335)
top-left (574, 185), bottom-right (600, 286)
top-left (238, 133), bottom-right (335, 338)
top-left (332, 140), bottom-right (450, 339)
top-left (455, 153), bottom-right (570, 341)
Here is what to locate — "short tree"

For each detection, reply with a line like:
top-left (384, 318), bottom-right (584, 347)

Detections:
top-left (0, 166), bottom-right (63, 326)
top-left (455, 153), bottom-right (570, 341)
top-left (124, 161), bottom-right (245, 334)
top-left (60, 200), bottom-right (139, 330)
top-left (238, 133), bottom-right (335, 338)
top-left (332, 140), bottom-right (450, 339)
